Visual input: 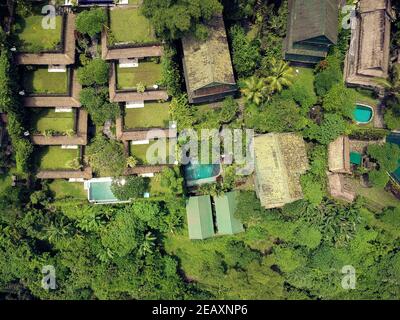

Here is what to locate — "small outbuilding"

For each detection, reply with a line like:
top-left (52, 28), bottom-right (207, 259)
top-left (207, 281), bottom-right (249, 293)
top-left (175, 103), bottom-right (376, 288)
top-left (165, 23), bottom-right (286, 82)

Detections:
top-left (186, 195), bottom-right (215, 240)
top-left (214, 192), bottom-right (244, 235)
top-left (182, 14), bottom-right (237, 104)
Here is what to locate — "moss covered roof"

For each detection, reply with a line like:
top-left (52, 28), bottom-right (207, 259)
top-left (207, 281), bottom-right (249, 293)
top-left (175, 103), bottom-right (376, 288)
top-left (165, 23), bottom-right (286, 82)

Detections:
top-left (254, 133), bottom-right (309, 209)
top-left (182, 14), bottom-right (236, 93)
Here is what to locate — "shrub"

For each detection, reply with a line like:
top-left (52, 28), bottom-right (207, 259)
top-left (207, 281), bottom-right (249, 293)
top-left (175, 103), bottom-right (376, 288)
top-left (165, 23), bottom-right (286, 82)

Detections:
top-left (229, 25), bottom-right (261, 78)
top-left (79, 87), bottom-right (120, 125)
top-left (76, 8), bottom-right (107, 37)
top-left (86, 135), bottom-right (126, 176)
top-left (160, 46), bottom-right (182, 96)
top-left (77, 59), bottom-right (109, 86)
top-left (111, 176), bottom-right (147, 200)
top-left (322, 83), bottom-right (356, 119)
top-left (314, 53), bottom-right (343, 96)
top-left (303, 113), bottom-right (348, 145)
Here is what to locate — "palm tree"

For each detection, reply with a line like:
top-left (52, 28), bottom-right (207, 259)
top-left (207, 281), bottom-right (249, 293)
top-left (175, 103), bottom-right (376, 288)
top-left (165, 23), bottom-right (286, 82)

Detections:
top-left (240, 76), bottom-right (266, 106)
top-left (265, 58), bottom-right (295, 93)
top-left (138, 232), bottom-right (156, 257)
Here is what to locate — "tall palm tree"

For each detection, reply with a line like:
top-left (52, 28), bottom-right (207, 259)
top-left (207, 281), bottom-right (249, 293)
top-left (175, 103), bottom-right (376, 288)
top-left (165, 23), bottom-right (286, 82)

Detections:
top-left (240, 76), bottom-right (266, 106)
top-left (138, 232), bottom-right (156, 257)
top-left (265, 58), bottom-right (295, 93)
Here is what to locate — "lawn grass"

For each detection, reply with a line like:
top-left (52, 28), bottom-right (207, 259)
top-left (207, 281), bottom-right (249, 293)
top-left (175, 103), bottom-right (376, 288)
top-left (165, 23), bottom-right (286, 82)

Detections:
top-left (23, 67), bottom-right (68, 94)
top-left (116, 61), bottom-right (162, 89)
top-left (148, 174), bottom-right (169, 196)
top-left (130, 139), bottom-right (171, 165)
top-left (124, 102), bottom-right (169, 129)
top-left (109, 7), bottom-right (156, 44)
top-left (31, 108), bottom-right (75, 133)
top-left (293, 67), bottom-right (317, 95)
top-left (16, 15), bottom-right (62, 52)
top-left (351, 178), bottom-right (399, 210)
top-left (34, 146), bottom-right (79, 170)
top-left (48, 180), bottom-right (87, 200)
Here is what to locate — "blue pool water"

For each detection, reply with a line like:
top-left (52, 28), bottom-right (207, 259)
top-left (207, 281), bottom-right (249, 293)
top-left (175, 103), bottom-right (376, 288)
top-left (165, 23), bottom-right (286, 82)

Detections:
top-left (89, 181), bottom-right (118, 202)
top-left (184, 163), bottom-right (220, 181)
top-left (387, 133), bottom-right (400, 184)
top-left (353, 105), bottom-right (373, 123)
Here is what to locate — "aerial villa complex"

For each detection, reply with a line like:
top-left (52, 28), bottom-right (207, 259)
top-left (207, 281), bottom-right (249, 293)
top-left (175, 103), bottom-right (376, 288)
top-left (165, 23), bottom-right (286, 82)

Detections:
top-left (14, 11), bottom-right (91, 180)
top-left (2, 0), bottom-right (400, 301)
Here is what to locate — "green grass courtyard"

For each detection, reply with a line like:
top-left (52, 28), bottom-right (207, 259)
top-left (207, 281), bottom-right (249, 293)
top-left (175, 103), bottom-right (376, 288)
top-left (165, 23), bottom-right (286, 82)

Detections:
top-left (15, 15), bottom-right (63, 52)
top-left (109, 7), bottom-right (157, 44)
top-left (23, 67), bottom-right (68, 94)
top-left (124, 102), bottom-right (169, 129)
top-left (30, 108), bottom-right (75, 134)
top-left (116, 61), bottom-right (162, 90)
top-left (34, 146), bottom-right (79, 170)
top-left (130, 139), bottom-right (171, 165)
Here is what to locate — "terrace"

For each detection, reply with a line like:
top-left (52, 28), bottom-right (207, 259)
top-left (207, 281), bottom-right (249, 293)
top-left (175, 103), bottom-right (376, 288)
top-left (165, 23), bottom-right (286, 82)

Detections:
top-left (116, 59), bottom-right (162, 90)
top-left (123, 102), bottom-right (169, 129)
top-left (22, 66), bottom-right (68, 95)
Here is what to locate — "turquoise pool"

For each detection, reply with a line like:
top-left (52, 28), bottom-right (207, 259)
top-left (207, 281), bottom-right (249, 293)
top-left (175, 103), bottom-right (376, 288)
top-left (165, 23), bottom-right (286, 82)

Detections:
top-left (353, 104), bottom-right (373, 124)
top-left (184, 163), bottom-right (220, 182)
top-left (88, 181), bottom-right (118, 202)
top-left (387, 133), bottom-right (400, 184)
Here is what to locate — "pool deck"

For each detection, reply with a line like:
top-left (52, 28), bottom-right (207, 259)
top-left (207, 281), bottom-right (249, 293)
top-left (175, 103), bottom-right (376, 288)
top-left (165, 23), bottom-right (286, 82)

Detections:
top-left (84, 177), bottom-right (131, 204)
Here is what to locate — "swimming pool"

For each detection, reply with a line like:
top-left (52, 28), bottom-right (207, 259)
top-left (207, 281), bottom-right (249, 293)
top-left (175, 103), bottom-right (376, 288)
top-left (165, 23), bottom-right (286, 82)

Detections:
top-left (387, 133), bottom-right (400, 184)
top-left (353, 104), bottom-right (374, 124)
top-left (184, 163), bottom-right (221, 186)
top-left (84, 178), bottom-right (122, 204)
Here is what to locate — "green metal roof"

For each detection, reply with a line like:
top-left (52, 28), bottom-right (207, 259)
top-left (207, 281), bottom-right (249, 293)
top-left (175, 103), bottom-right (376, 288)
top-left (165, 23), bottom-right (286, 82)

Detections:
top-left (350, 152), bottom-right (362, 166)
top-left (186, 195), bottom-right (215, 240)
top-left (214, 192), bottom-right (244, 235)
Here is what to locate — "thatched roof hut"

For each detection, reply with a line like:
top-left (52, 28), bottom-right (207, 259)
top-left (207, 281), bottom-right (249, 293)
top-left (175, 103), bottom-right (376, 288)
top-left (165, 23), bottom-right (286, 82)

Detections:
top-left (254, 133), bottom-right (309, 209)
top-left (345, 0), bottom-right (394, 90)
top-left (284, 0), bottom-right (339, 64)
top-left (328, 136), bottom-right (351, 174)
top-left (181, 14), bottom-right (237, 104)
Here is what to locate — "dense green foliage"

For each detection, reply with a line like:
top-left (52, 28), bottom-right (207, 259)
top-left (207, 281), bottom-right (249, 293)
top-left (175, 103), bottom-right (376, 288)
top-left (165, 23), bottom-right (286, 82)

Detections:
top-left (229, 25), bottom-right (261, 78)
top-left (76, 7), bottom-right (107, 37)
top-left (80, 87), bottom-right (120, 125)
top-left (367, 143), bottom-right (400, 188)
top-left (86, 135), bottom-right (126, 177)
top-left (111, 176), bottom-right (147, 200)
top-left (141, 0), bottom-right (223, 40)
top-left (77, 59), bottom-right (110, 86)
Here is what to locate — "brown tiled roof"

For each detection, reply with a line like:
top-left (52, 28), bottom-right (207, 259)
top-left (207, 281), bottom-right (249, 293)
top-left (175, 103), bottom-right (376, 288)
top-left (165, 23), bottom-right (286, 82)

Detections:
top-left (16, 13), bottom-right (76, 65)
top-left (345, 0), bottom-right (394, 89)
top-left (37, 166), bottom-right (92, 180)
top-left (101, 29), bottom-right (163, 60)
top-left (31, 109), bottom-right (88, 145)
top-left (108, 63), bottom-right (168, 102)
top-left (23, 69), bottom-right (81, 108)
top-left (328, 136), bottom-right (351, 174)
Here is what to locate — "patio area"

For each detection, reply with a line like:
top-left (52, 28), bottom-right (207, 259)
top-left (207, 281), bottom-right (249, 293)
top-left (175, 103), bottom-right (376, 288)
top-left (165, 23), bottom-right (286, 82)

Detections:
top-left (30, 108), bottom-right (75, 134)
top-left (34, 146), bottom-right (79, 170)
top-left (15, 14), bottom-right (63, 52)
top-left (116, 60), bottom-right (162, 90)
top-left (23, 67), bottom-right (68, 95)
top-left (108, 7), bottom-right (157, 45)
top-left (124, 102), bottom-right (169, 129)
